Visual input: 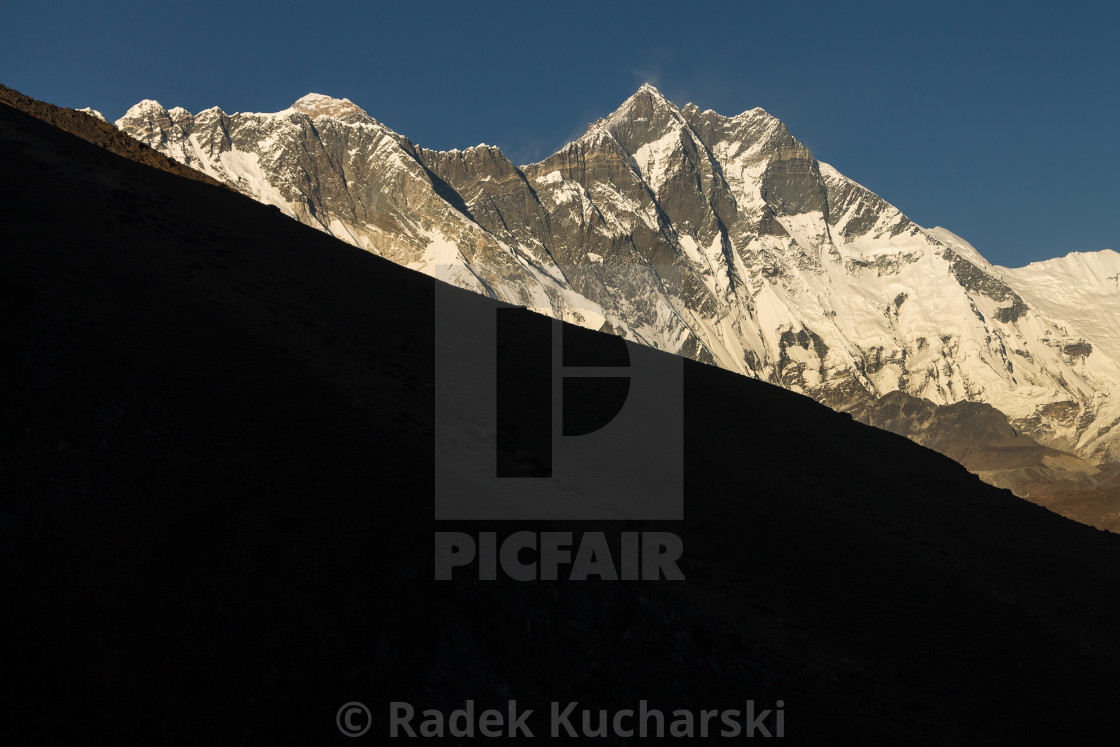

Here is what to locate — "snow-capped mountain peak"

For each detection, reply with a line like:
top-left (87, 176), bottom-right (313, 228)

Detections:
top-left (996, 249), bottom-right (1120, 376)
top-left (78, 107), bottom-right (107, 123)
top-left (115, 99), bottom-right (169, 129)
top-left (290, 92), bottom-right (374, 124)
top-left (603, 82), bottom-right (687, 137)
top-left (113, 87), bottom-right (1120, 467)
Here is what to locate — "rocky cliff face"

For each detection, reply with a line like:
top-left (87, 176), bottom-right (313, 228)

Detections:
top-left (115, 85), bottom-right (1120, 468)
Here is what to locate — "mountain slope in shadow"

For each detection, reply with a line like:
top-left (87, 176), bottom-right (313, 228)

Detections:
top-left (6, 83), bottom-right (1114, 529)
top-left (4, 100), bottom-right (1120, 745)
top-left (848, 390), bottom-right (1120, 530)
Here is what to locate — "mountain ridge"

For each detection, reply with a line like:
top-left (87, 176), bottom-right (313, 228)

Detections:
top-left (59, 83), bottom-right (1120, 517)
top-left (0, 84), bottom-right (227, 189)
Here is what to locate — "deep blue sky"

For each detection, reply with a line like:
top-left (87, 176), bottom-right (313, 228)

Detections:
top-left (2, 0), bottom-right (1116, 266)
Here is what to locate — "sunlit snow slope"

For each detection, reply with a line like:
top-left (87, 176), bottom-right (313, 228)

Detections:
top-left (114, 86), bottom-right (1120, 466)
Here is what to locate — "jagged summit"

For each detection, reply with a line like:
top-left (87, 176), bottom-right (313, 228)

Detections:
top-left (118, 94), bottom-right (378, 129)
top-left (114, 100), bottom-right (182, 135)
top-left (607, 83), bottom-right (684, 125)
top-left (615, 85), bottom-right (773, 126)
top-left (117, 98), bottom-right (166, 123)
top-left (441, 142), bottom-right (500, 154)
top-left (77, 107), bottom-right (107, 123)
top-left (291, 92), bottom-right (342, 106)
top-left (630, 82), bottom-right (675, 105)
top-left (290, 92), bottom-right (373, 124)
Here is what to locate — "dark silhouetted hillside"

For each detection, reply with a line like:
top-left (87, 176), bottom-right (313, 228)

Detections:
top-left (4, 98), bottom-right (1120, 745)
